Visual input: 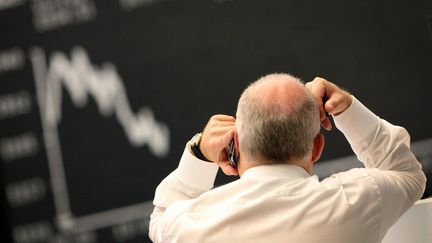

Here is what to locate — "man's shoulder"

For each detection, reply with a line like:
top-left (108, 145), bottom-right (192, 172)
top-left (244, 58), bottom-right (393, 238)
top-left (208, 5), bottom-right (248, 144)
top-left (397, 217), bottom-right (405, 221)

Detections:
top-left (320, 168), bottom-right (382, 204)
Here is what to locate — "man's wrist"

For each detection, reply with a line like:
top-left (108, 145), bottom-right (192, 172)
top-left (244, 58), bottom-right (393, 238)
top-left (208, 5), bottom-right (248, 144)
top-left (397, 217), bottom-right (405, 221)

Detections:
top-left (332, 94), bottom-right (354, 116)
top-left (333, 96), bottom-right (380, 143)
top-left (190, 133), bottom-right (211, 162)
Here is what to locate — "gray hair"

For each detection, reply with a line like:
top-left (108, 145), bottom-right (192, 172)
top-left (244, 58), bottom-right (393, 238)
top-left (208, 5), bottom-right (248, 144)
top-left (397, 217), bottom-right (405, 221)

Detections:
top-left (236, 74), bottom-right (320, 164)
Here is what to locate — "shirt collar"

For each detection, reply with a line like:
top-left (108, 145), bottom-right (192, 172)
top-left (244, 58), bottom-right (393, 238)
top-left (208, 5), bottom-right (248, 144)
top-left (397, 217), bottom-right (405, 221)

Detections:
top-left (241, 164), bottom-right (311, 180)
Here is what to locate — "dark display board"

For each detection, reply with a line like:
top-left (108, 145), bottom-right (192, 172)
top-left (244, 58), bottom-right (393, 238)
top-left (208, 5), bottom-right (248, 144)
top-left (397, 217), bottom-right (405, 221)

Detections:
top-left (1, 0), bottom-right (432, 242)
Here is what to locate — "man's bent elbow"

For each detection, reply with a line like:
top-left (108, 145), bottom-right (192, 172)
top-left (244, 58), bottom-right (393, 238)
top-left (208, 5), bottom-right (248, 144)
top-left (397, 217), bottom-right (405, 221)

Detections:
top-left (417, 170), bottom-right (427, 199)
top-left (148, 207), bottom-right (162, 242)
top-left (406, 169), bottom-right (427, 201)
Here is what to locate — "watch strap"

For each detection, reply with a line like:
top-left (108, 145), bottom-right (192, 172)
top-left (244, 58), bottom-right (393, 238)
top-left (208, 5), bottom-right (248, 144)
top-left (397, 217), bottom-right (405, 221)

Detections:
top-left (191, 143), bottom-right (211, 162)
top-left (190, 133), bottom-right (211, 162)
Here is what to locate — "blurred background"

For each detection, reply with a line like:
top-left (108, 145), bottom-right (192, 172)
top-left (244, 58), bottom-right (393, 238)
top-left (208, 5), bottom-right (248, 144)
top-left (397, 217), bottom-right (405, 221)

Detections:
top-left (1, 0), bottom-right (431, 242)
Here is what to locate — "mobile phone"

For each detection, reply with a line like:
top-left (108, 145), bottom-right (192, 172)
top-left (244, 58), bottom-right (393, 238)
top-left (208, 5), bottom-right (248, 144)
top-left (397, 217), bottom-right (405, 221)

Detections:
top-left (227, 139), bottom-right (239, 168)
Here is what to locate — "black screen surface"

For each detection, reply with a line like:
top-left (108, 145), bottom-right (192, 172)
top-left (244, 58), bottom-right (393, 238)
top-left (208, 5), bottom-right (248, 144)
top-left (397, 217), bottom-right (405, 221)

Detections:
top-left (1, 1), bottom-right (431, 242)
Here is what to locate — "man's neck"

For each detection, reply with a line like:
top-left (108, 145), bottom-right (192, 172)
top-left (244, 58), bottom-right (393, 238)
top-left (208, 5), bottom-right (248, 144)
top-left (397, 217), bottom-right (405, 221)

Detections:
top-left (238, 157), bottom-right (312, 177)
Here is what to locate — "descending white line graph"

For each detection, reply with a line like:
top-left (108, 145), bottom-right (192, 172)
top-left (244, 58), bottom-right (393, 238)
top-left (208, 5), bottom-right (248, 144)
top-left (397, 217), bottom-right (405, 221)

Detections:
top-left (32, 46), bottom-right (170, 157)
top-left (30, 46), bottom-right (170, 232)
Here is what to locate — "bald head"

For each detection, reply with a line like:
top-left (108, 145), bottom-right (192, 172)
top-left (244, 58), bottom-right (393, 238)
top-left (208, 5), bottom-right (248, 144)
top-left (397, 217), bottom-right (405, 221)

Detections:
top-left (245, 73), bottom-right (312, 114)
top-left (236, 73), bottom-right (320, 165)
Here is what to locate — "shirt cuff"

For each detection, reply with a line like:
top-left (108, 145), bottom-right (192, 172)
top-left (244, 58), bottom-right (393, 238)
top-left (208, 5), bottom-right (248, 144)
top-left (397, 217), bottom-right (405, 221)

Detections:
top-left (177, 143), bottom-right (220, 191)
top-left (333, 96), bottom-right (380, 144)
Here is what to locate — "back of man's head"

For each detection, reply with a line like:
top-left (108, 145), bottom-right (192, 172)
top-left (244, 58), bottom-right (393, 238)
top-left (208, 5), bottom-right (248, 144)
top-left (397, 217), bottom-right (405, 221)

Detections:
top-left (236, 73), bottom-right (320, 165)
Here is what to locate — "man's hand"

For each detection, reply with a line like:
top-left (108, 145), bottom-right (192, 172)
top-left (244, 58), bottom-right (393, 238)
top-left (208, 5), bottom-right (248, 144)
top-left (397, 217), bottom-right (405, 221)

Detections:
top-left (306, 77), bottom-right (353, 131)
top-left (199, 115), bottom-right (238, 176)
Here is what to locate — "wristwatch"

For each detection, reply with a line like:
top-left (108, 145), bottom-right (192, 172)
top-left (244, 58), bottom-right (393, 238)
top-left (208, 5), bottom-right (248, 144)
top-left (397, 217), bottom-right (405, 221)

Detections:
top-left (190, 133), bottom-right (211, 162)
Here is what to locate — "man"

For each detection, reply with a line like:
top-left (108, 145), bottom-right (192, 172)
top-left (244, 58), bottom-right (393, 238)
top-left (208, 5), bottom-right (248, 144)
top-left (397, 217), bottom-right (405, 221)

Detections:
top-left (149, 74), bottom-right (426, 243)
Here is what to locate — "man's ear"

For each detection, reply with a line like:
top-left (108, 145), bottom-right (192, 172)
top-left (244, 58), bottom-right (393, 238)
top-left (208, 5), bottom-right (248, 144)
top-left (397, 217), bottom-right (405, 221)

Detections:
top-left (311, 133), bottom-right (325, 163)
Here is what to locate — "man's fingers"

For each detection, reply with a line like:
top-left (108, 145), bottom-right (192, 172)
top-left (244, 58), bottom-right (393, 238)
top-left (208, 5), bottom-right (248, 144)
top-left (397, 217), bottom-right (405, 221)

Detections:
top-left (209, 114), bottom-right (236, 123)
top-left (207, 126), bottom-right (235, 137)
top-left (306, 78), bottom-right (326, 99)
top-left (201, 114), bottom-right (236, 162)
top-left (219, 161), bottom-right (239, 176)
top-left (319, 102), bottom-right (332, 131)
top-left (324, 92), bottom-right (348, 116)
top-left (221, 128), bottom-right (234, 147)
top-left (216, 129), bottom-right (237, 176)
top-left (307, 78), bottom-right (333, 131)
top-left (319, 104), bottom-right (326, 121)
top-left (321, 116), bottom-right (332, 131)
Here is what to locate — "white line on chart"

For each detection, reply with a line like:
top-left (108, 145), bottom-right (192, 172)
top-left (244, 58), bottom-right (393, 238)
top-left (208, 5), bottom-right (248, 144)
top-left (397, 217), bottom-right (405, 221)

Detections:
top-left (30, 46), bottom-right (170, 231)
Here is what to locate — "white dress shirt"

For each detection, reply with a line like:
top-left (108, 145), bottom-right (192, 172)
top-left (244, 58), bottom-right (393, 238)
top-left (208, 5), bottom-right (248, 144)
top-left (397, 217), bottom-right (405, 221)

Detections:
top-left (149, 97), bottom-right (426, 243)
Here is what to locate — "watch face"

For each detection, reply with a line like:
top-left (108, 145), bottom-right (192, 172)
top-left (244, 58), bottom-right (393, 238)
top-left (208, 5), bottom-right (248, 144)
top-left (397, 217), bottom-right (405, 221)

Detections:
top-left (191, 133), bottom-right (202, 146)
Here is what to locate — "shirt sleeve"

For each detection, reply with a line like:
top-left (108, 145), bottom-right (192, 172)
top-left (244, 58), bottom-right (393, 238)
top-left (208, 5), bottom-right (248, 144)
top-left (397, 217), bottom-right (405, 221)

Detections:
top-left (333, 96), bottom-right (426, 236)
top-left (149, 142), bottom-right (219, 242)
